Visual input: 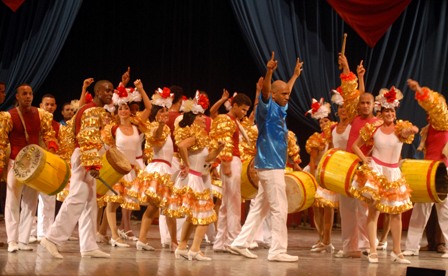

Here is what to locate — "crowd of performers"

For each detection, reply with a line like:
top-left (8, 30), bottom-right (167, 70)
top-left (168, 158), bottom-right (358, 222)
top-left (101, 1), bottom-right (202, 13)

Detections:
top-left (0, 50), bottom-right (447, 264)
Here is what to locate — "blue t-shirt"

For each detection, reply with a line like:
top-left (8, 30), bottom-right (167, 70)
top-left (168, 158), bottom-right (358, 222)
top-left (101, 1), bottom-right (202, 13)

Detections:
top-left (254, 94), bottom-right (288, 169)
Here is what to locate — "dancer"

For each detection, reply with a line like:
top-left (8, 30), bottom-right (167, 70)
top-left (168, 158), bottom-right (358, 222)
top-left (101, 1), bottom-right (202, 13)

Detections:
top-left (351, 86), bottom-right (417, 264)
top-left (172, 97), bottom-right (224, 261)
top-left (40, 79), bottom-right (114, 259)
top-left (229, 52), bottom-right (303, 262)
top-left (403, 79), bottom-right (448, 258)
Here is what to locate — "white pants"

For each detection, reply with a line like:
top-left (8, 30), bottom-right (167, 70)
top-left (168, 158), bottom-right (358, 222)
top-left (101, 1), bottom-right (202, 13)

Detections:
top-left (405, 201), bottom-right (448, 250)
top-left (251, 199), bottom-right (272, 244)
top-left (231, 169), bottom-right (288, 257)
top-left (339, 195), bottom-right (369, 253)
top-left (5, 160), bottom-right (39, 244)
top-left (37, 193), bottom-right (56, 238)
top-left (213, 157), bottom-right (242, 249)
top-left (46, 148), bottom-right (98, 252)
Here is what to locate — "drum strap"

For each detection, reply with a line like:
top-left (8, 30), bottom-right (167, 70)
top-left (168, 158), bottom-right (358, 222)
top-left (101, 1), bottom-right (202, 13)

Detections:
top-left (17, 108), bottom-right (30, 143)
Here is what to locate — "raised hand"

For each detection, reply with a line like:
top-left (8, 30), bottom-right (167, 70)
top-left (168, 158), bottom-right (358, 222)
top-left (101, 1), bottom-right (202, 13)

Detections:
top-left (83, 78), bottom-right (94, 89)
top-left (267, 51), bottom-right (278, 71)
top-left (293, 57), bottom-right (304, 78)
top-left (122, 67), bottom-right (131, 86)
top-left (357, 60), bottom-right (365, 78)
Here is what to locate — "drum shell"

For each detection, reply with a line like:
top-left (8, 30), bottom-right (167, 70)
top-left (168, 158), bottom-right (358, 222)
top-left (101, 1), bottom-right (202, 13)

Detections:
top-left (96, 148), bottom-right (132, 197)
top-left (316, 149), bottom-right (360, 197)
top-left (13, 144), bottom-right (70, 195)
top-left (285, 171), bottom-right (317, 214)
top-left (240, 158), bottom-right (259, 200)
top-left (401, 159), bottom-right (448, 203)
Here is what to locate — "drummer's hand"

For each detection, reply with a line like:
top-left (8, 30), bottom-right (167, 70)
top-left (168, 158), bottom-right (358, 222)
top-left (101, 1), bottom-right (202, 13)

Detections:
top-left (179, 165), bottom-right (189, 178)
top-left (293, 163), bottom-right (302, 171)
top-left (48, 147), bottom-right (56, 154)
top-left (221, 161), bottom-right (231, 176)
top-left (363, 157), bottom-right (372, 165)
top-left (89, 169), bottom-right (100, 178)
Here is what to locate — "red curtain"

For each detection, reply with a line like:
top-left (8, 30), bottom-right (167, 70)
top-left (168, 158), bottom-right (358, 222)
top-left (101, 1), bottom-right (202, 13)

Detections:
top-left (2, 0), bottom-right (25, 12)
top-left (327, 0), bottom-right (411, 47)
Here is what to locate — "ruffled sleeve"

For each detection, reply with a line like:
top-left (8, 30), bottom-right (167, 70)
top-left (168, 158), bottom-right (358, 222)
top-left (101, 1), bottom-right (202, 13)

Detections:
top-left (38, 108), bottom-right (58, 152)
top-left (174, 123), bottom-right (210, 151)
top-left (209, 114), bottom-right (236, 162)
top-left (287, 131), bottom-right (301, 165)
top-left (0, 112), bottom-right (12, 170)
top-left (238, 118), bottom-right (258, 162)
top-left (57, 118), bottom-right (75, 163)
top-left (415, 87), bottom-right (448, 131)
top-left (305, 132), bottom-right (327, 154)
top-left (395, 120), bottom-right (416, 144)
top-left (147, 121), bottom-right (171, 148)
top-left (101, 122), bottom-right (117, 148)
top-left (359, 120), bottom-right (383, 147)
top-left (339, 72), bottom-right (361, 123)
top-left (77, 107), bottom-right (108, 168)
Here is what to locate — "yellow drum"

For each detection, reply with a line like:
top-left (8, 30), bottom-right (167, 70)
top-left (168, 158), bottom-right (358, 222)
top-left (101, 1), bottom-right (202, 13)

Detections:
top-left (13, 144), bottom-right (70, 195)
top-left (96, 148), bottom-right (132, 197)
top-left (316, 148), bottom-right (361, 197)
top-left (241, 158), bottom-right (259, 200)
top-left (401, 159), bottom-right (448, 203)
top-left (285, 171), bottom-right (317, 214)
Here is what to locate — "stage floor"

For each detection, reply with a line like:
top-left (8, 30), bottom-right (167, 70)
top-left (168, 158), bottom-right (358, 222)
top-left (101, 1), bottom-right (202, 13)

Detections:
top-left (0, 218), bottom-right (447, 276)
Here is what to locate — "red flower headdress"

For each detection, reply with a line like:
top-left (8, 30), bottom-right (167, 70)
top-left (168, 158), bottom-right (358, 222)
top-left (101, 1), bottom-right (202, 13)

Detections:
top-left (152, 87), bottom-right (174, 108)
top-left (305, 98), bottom-right (331, 120)
top-left (331, 87), bottom-right (344, 106)
top-left (375, 86), bottom-right (403, 111)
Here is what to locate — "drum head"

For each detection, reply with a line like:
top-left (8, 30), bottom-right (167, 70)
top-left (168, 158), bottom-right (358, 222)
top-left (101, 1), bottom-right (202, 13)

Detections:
top-left (105, 148), bottom-right (132, 174)
top-left (13, 144), bottom-right (46, 182)
top-left (435, 162), bottom-right (448, 201)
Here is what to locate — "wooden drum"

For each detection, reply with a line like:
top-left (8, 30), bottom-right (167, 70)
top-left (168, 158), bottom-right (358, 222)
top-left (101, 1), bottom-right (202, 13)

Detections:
top-left (13, 144), bottom-right (70, 195)
top-left (285, 171), bottom-right (317, 214)
top-left (401, 159), bottom-right (448, 203)
top-left (96, 148), bottom-right (132, 197)
top-left (240, 158), bottom-right (259, 200)
top-left (316, 148), bottom-right (361, 197)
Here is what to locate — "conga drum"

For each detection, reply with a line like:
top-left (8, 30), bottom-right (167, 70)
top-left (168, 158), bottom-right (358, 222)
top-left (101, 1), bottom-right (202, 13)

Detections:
top-left (401, 159), bottom-right (448, 203)
top-left (240, 158), bottom-right (259, 200)
top-left (96, 148), bottom-right (132, 197)
top-left (13, 144), bottom-right (70, 195)
top-left (285, 171), bottom-right (317, 214)
top-left (316, 148), bottom-right (361, 197)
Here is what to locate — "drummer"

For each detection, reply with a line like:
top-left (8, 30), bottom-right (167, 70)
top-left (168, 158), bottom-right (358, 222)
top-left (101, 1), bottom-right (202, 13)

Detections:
top-left (40, 79), bottom-right (113, 259)
top-left (334, 54), bottom-right (375, 258)
top-left (209, 92), bottom-right (252, 252)
top-left (403, 80), bottom-right (448, 258)
top-left (0, 84), bottom-right (58, 253)
top-left (28, 94), bottom-right (61, 243)
top-left (304, 98), bottom-right (338, 254)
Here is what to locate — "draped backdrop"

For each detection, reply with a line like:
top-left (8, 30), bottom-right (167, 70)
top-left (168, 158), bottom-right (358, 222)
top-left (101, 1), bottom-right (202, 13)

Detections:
top-left (0, 0), bottom-right (82, 109)
top-left (229, 0), bottom-right (448, 137)
top-left (1, 0), bottom-right (448, 159)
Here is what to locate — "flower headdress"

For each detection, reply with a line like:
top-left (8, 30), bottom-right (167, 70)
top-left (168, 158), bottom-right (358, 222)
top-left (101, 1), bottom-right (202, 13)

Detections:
top-left (305, 98), bottom-right (331, 120)
top-left (180, 91), bottom-right (210, 114)
top-left (104, 82), bottom-right (142, 113)
top-left (151, 87), bottom-right (174, 108)
top-left (331, 87), bottom-right (344, 106)
top-left (224, 92), bottom-right (238, 111)
top-left (375, 86), bottom-right (403, 112)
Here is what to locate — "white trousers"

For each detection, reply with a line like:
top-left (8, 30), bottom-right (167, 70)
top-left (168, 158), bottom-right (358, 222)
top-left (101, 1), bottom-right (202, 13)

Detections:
top-left (46, 148), bottom-right (98, 252)
top-left (5, 160), bottom-right (39, 244)
top-left (231, 169), bottom-right (288, 257)
top-left (251, 199), bottom-right (272, 244)
top-left (405, 201), bottom-right (448, 250)
top-left (36, 193), bottom-right (56, 238)
top-left (339, 195), bottom-right (369, 252)
top-left (213, 157), bottom-right (242, 249)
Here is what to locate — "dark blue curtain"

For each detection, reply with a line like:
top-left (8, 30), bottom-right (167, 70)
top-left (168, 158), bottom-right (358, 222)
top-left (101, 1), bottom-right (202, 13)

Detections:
top-left (229, 0), bottom-right (448, 134)
top-left (0, 0), bottom-right (83, 109)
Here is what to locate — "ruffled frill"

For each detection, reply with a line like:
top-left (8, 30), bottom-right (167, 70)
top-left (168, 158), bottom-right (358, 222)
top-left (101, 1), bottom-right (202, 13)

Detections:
top-left (305, 132), bottom-right (327, 154)
top-left (180, 186), bottom-right (217, 226)
top-left (350, 164), bottom-right (412, 214)
top-left (339, 72), bottom-right (360, 123)
top-left (313, 186), bottom-right (339, 208)
top-left (174, 123), bottom-right (211, 152)
top-left (209, 114), bottom-right (236, 162)
top-left (416, 88), bottom-right (448, 131)
top-left (57, 119), bottom-right (75, 163)
top-left (146, 122), bottom-right (171, 148)
top-left (239, 118), bottom-right (258, 162)
top-left (287, 131), bottom-right (302, 165)
top-left (38, 108), bottom-right (59, 151)
top-left (395, 120), bottom-right (416, 144)
top-left (135, 171), bottom-right (173, 208)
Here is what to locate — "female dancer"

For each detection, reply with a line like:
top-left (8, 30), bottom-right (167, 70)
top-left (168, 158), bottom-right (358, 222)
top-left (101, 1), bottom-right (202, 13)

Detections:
top-left (171, 98), bottom-right (224, 261)
top-left (305, 98), bottom-right (338, 253)
top-left (351, 87), bottom-right (418, 264)
top-left (102, 79), bottom-right (151, 247)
